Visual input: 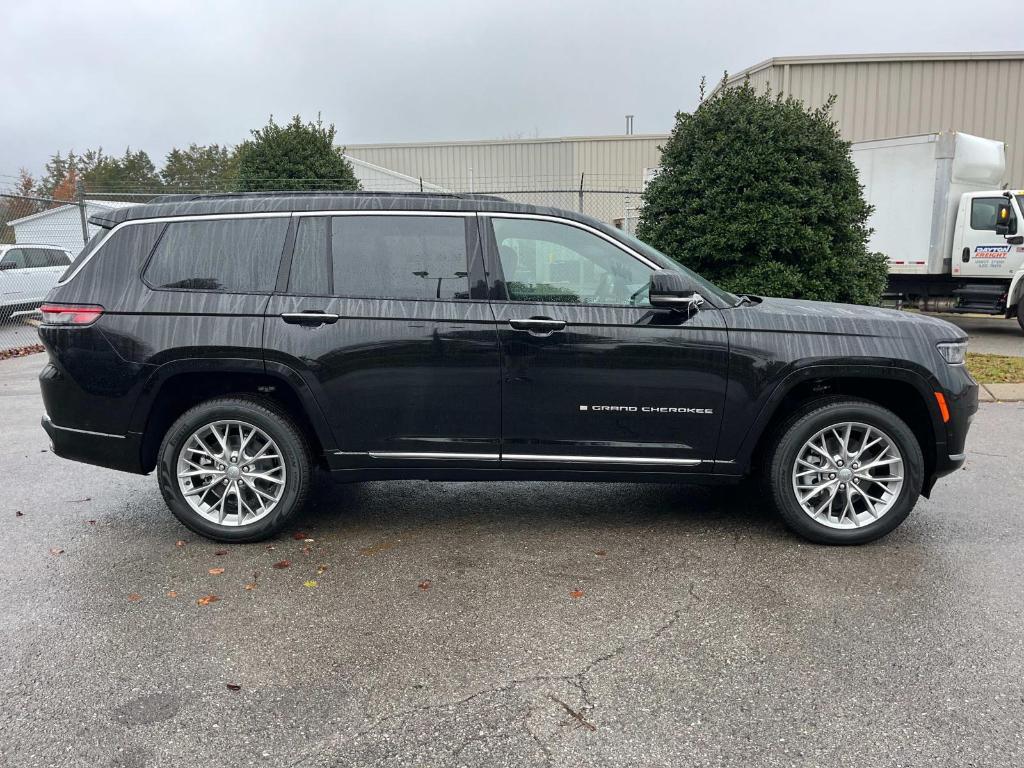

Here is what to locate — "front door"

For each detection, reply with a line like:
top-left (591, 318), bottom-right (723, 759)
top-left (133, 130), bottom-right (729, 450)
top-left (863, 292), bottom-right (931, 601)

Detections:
top-left (482, 215), bottom-right (730, 472)
top-left (264, 212), bottom-right (500, 469)
top-left (956, 194), bottom-right (1023, 279)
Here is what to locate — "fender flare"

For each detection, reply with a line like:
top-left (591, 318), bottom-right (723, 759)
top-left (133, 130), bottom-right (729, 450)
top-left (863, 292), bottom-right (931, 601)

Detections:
top-left (128, 357), bottom-right (337, 453)
top-left (1007, 268), bottom-right (1024, 314)
top-left (728, 361), bottom-right (946, 470)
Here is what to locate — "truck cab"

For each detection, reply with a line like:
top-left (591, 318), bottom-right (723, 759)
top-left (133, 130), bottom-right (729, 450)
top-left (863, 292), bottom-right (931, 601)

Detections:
top-left (950, 190), bottom-right (1024, 316)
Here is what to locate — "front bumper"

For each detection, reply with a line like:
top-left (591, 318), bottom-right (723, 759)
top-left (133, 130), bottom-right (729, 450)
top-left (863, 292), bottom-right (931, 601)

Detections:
top-left (925, 378), bottom-right (978, 492)
top-left (42, 414), bottom-right (144, 474)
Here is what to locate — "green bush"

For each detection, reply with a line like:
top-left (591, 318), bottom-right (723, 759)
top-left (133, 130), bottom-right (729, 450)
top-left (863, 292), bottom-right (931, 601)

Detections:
top-left (636, 81), bottom-right (889, 305)
top-left (236, 115), bottom-right (359, 192)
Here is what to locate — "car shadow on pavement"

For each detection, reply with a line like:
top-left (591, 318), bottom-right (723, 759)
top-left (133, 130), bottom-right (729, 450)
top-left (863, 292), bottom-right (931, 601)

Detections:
top-left (298, 473), bottom-right (782, 542)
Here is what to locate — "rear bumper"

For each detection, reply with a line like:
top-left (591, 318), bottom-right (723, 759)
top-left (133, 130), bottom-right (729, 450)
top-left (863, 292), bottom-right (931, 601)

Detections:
top-left (42, 414), bottom-right (145, 474)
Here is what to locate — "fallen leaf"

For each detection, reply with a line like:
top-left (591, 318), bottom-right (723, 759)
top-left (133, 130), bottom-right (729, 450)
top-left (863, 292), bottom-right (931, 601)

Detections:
top-left (127, 593), bottom-right (142, 602)
top-left (48, 547), bottom-right (64, 556)
top-left (197, 594), bottom-right (220, 606)
top-left (265, 544), bottom-right (276, 551)
top-left (243, 583), bottom-right (256, 591)
top-left (569, 589), bottom-right (584, 599)
top-left (594, 550), bottom-right (607, 557)
top-left (85, 520), bottom-right (96, 525)
top-left (303, 580), bottom-right (318, 588)
top-left (175, 540), bottom-right (186, 548)
top-left (208, 567), bottom-right (225, 576)
top-left (166, 591), bottom-right (178, 598)
top-left (418, 580), bottom-right (432, 591)
top-left (214, 549), bottom-right (228, 556)
top-left (316, 564), bottom-right (329, 575)
top-left (225, 683), bottom-right (242, 691)
top-left (272, 560), bottom-right (291, 569)
top-left (15, 511), bottom-right (24, 517)
top-left (292, 531), bottom-right (308, 540)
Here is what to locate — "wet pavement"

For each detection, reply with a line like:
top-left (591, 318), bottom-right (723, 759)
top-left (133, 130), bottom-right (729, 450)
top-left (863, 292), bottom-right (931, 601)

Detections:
top-left (1, 352), bottom-right (1023, 767)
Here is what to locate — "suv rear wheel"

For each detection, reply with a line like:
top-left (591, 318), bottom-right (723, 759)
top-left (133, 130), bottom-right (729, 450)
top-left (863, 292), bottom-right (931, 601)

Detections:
top-left (157, 396), bottom-right (311, 542)
top-left (766, 398), bottom-right (924, 544)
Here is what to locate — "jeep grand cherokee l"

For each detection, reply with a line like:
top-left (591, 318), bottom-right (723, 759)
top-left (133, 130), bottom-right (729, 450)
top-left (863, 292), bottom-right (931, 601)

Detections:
top-left (36, 192), bottom-right (977, 545)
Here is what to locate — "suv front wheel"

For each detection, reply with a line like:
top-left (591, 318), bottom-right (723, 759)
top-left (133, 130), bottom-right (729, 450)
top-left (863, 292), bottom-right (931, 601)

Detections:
top-left (766, 398), bottom-right (924, 544)
top-left (157, 396), bottom-right (311, 542)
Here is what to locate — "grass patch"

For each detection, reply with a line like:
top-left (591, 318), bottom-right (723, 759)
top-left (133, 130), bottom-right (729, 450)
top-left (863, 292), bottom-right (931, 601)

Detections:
top-left (966, 352), bottom-right (1024, 384)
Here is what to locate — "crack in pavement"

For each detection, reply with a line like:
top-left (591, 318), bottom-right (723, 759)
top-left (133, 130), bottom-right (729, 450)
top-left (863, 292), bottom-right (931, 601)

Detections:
top-left (287, 599), bottom-right (690, 767)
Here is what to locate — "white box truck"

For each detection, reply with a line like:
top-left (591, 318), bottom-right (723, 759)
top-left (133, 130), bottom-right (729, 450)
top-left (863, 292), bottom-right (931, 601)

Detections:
top-left (851, 132), bottom-right (1024, 332)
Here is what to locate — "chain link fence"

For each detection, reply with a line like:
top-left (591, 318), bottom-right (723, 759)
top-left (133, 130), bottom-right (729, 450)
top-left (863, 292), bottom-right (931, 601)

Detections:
top-left (0, 176), bottom-right (644, 356)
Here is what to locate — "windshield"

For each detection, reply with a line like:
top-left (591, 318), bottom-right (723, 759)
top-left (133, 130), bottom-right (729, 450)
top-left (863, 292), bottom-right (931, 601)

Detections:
top-left (615, 229), bottom-right (740, 307)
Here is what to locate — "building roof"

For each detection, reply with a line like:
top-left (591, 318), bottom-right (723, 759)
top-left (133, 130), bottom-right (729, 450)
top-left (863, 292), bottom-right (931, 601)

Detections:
top-left (722, 50), bottom-right (1024, 85)
top-left (8, 199), bottom-right (137, 227)
top-left (346, 133), bottom-right (670, 150)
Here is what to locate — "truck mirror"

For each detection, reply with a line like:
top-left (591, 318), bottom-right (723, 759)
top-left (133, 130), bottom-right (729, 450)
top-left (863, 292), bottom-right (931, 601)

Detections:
top-left (995, 203), bottom-right (1014, 236)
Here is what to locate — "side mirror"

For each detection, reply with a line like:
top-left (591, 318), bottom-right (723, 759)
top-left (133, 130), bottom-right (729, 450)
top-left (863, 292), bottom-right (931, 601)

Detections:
top-left (995, 203), bottom-right (1016, 236)
top-left (648, 270), bottom-right (704, 313)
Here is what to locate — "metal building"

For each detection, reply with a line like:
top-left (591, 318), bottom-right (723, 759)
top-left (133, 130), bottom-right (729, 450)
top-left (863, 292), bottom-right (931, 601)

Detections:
top-left (715, 51), bottom-right (1024, 183)
top-left (344, 134), bottom-right (668, 227)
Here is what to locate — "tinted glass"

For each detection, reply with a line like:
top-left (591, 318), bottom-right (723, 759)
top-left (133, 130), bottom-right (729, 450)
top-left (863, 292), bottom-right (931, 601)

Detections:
top-left (330, 216), bottom-right (469, 300)
top-left (970, 198), bottom-right (1006, 231)
top-left (46, 249), bottom-right (71, 267)
top-left (1, 248), bottom-right (28, 269)
top-left (60, 229), bottom-right (107, 281)
top-left (145, 218), bottom-right (288, 292)
top-left (24, 249), bottom-right (50, 268)
top-left (288, 217), bottom-right (331, 295)
top-left (492, 217), bottom-right (652, 306)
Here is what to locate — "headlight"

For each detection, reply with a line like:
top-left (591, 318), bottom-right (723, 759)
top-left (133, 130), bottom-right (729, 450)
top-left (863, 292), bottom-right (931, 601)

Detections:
top-left (936, 341), bottom-right (967, 365)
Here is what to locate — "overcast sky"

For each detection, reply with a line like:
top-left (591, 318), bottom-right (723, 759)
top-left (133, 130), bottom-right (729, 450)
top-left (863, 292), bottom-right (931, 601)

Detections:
top-left (1, 0), bottom-right (1020, 183)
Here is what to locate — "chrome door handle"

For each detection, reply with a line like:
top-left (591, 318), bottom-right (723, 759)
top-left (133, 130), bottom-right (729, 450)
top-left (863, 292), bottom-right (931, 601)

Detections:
top-left (281, 311), bottom-right (340, 326)
top-left (508, 317), bottom-right (566, 335)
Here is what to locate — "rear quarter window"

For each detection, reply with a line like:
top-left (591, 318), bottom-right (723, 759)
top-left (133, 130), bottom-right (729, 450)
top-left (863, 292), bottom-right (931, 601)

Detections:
top-left (144, 217), bottom-right (289, 293)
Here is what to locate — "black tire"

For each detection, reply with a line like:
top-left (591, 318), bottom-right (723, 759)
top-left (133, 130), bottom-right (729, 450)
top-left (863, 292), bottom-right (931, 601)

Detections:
top-left (765, 397), bottom-right (924, 545)
top-left (1017, 301), bottom-right (1024, 333)
top-left (157, 396), bottom-right (311, 543)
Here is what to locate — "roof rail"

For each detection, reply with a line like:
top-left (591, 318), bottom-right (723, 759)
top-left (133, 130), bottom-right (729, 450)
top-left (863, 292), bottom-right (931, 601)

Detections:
top-left (153, 190), bottom-right (508, 203)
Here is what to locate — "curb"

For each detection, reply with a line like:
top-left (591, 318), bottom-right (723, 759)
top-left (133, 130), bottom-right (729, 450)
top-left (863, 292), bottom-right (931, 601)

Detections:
top-left (978, 383), bottom-right (1024, 402)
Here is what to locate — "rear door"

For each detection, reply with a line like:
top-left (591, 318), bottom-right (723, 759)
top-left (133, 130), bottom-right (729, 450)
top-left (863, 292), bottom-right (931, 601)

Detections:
top-left (482, 214), bottom-right (730, 471)
top-left (264, 212), bottom-right (500, 468)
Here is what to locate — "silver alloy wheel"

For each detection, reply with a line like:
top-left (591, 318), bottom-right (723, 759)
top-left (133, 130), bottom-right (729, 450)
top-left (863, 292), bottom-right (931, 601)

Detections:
top-left (791, 421), bottom-right (904, 530)
top-left (175, 419), bottom-right (286, 527)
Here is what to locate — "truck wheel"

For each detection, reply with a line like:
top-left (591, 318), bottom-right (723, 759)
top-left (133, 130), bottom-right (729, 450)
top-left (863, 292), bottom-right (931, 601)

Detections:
top-left (765, 398), bottom-right (923, 545)
top-left (1017, 301), bottom-right (1024, 333)
top-left (157, 396), bottom-right (311, 543)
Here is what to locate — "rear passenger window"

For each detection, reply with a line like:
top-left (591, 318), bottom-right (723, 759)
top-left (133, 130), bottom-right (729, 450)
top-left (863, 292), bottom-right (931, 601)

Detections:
top-left (24, 249), bottom-right (50, 268)
top-left (47, 250), bottom-right (71, 267)
top-left (289, 215), bottom-right (470, 300)
top-left (145, 218), bottom-right (289, 293)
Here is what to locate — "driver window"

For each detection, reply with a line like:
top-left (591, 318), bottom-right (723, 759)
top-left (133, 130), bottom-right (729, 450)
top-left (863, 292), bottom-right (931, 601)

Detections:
top-left (1, 249), bottom-right (28, 269)
top-left (491, 218), bottom-right (653, 306)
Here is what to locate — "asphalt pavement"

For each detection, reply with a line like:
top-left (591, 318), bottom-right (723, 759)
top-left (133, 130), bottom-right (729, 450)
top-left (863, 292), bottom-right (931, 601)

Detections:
top-left (945, 315), bottom-right (1024, 356)
top-left (1, 352), bottom-right (1023, 767)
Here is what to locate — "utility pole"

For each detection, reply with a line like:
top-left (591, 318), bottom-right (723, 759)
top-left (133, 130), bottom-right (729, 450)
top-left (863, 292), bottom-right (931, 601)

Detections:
top-left (75, 179), bottom-right (89, 247)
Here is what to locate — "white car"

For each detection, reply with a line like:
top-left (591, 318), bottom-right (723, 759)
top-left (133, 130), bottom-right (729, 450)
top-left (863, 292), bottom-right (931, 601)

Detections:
top-left (0, 244), bottom-right (73, 314)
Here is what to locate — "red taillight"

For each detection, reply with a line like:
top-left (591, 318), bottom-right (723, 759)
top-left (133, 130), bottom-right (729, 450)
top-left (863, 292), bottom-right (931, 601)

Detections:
top-left (39, 304), bottom-right (104, 326)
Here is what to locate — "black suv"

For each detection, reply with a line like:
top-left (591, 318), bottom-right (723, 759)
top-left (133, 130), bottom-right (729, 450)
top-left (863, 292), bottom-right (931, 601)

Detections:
top-left (37, 192), bottom-right (977, 545)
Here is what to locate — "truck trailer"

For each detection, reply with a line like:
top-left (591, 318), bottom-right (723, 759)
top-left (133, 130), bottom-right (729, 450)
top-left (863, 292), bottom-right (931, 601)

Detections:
top-left (851, 132), bottom-right (1024, 332)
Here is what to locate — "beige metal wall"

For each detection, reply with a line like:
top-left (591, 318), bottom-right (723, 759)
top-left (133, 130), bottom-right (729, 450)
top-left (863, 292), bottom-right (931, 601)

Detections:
top-left (344, 134), bottom-right (668, 191)
top-left (721, 54), bottom-right (1024, 183)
